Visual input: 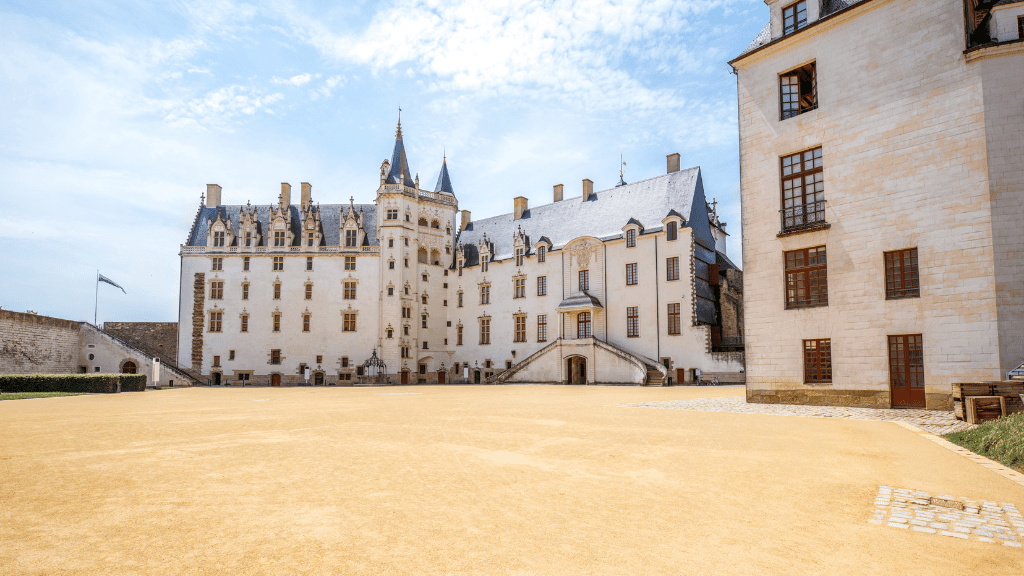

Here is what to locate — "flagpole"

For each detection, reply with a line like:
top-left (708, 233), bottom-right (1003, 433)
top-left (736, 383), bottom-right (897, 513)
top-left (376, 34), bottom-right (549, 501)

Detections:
top-left (94, 270), bottom-right (99, 325)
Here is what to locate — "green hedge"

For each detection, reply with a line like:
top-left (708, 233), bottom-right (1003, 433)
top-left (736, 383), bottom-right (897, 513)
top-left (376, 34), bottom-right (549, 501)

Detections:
top-left (0, 374), bottom-right (147, 394)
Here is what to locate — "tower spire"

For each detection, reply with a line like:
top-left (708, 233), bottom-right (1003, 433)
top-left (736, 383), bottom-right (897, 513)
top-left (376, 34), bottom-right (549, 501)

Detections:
top-left (616, 152), bottom-right (627, 187)
top-left (396, 106), bottom-right (403, 139)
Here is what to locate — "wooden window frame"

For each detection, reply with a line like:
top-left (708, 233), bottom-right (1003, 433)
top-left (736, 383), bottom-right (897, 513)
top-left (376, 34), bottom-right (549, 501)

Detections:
top-left (272, 256), bottom-right (283, 271)
top-left (884, 248), bottom-right (920, 300)
top-left (625, 229), bottom-right (636, 248)
top-left (577, 312), bottom-right (592, 338)
top-left (626, 306), bottom-right (639, 338)
top-left (274, 231), bottom-right (285, 247)
top-left (666, 257), bottom-right (680, 282)
top-left (342, 313), bottom-right (357, 332)
top-left (343, 281), bottom-right (356, 300)
top-left (480, 285), bottom-right (490, 305)
top-left (784, 246), bottom-right (828, 309)
top-left (213, 230), bottom-right (225, 247)
top-left (302, 314), bottom-right (311, 333)
top-left (306, 256), bottom-right (313, 271)
top-left (273, 282), bottom-right (281, 300)
top-left (272, 313), bottom-right (281, 333)
top-left (210, 281), bottom-right (224, 300)
top-left (579, 269), bottom-right (590, 291)
top-left (666, 221), bottom-right (677, 241)
top-left (514, 277), bottom-right (525, 299)
top-left (211, 257), bottom-right (223, 271)
top-left (270, 349), bottom-right (281, 365)
top-left (514, 315), bottom-right (526, 343)
top-left (242, 283), bottom-right (248, 300)
top-left (344, 256), bottom-right (356, 270)
top-left (780, 62), bottom-right (817, 120)
top-left (457, 325), bottom-right (463, 346)
top-left (345, 229), bottom-right (357, 247)
top-left (803, 338), bottom-right (832, 384)
top-left (305, 283), bottom-right (313, 300)
top-left (667, 303), bottom-right (680, 335)
top-left (537, 314), bottom-right (547, 343)
top-left (516, 248), bottom-right (524, 267)
top-left (209, 311), bottom-right (222, 333)
top-left (538, 246), bottom-right (546, 263)
top-left (780, 147), bottom-right (825, 232)
top-left (479, 318), bottom-right (491, 345)
top-left (626, 263), bottom-right (638, 286)
top-left (782, 0), bottom-right (807, 36)
top-left (243, 257), bottom-right (250, 271)
top-left (240, 314), bottom-right (248, 333)
top-left (306, 232), bottom-right (315, 247)
top-left (537, 276), bottom-right (547, 296)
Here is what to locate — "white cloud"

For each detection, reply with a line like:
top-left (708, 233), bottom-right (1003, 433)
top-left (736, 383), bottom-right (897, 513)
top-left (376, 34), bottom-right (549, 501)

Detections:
top-left (271, 72), bottom-right (318, 87)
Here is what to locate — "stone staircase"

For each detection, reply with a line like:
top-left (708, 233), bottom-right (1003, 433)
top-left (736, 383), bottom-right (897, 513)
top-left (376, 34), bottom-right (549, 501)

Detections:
top-left (645, 367), bottom-right (665, 387)
top-left (1008, 361), bottom-right (1024, 381)
top-left (489, 338), bottom-right (667, 386)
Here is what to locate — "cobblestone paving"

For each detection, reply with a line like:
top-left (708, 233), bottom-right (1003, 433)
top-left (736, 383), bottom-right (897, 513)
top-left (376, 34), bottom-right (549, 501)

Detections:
top-left (869, 486), bottom-right (1024, 548)
top-left (626, 396), bottom-right (975, 435)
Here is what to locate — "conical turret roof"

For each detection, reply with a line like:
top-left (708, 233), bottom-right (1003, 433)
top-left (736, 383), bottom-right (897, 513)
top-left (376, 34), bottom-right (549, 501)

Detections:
top-left (385, 119), bottom-right (414, 185)
top-left (434, 156), bottom-right (455, 196)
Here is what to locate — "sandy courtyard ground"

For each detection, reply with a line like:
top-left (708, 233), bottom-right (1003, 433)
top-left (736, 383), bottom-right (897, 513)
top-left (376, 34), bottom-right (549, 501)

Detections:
top-left (1, 385), bottom-right (1021, 575)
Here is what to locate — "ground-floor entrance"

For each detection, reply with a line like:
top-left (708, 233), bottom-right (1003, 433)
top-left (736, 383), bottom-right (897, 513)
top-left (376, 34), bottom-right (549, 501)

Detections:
top-left (437, 370), bottom-right (446, 384)
top-left (271, 374), bottom-right (281, 387)
top-left (889, 334), bottom-right (925, 408)
top-left (566, 356), bottom-right (587, 385)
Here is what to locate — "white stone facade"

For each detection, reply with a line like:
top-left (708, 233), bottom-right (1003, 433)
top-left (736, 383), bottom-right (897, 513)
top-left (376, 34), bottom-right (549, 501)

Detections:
top-left (731, 0), bottom-right (1023, 408)
top-left (176, 124), bottom-right (743, 386)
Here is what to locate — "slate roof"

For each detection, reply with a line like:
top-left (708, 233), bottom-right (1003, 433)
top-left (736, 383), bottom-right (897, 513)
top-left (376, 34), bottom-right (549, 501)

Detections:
top-left (434, 158), bottom-right (455, 196)
top-left (186, 203), bottom-right (378, 247)
top-left (455, 166), bottom-right (715, 266)
top-left (385, 123), bottom-right (414, 185)
top-left (737, 0), bottom-right (871, 58)
top-left (556, 291), bottom-right (604, 312)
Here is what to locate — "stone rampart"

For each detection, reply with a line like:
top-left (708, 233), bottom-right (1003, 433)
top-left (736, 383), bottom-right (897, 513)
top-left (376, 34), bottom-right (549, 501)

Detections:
top-left (0, 310), bottom-right (80, 374)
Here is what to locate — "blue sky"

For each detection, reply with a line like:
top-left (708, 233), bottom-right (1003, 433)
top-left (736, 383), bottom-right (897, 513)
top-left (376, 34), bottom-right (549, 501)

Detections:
top-left (0, 0), bottom-right (767, 323)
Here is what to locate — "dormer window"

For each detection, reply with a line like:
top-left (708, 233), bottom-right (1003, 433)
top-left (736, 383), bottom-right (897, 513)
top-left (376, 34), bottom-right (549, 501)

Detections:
top-left (626, 229), bottom-right (636, 248)
top-left (666, 221), bottom-right (678, 241)
top-left (515, 248), bottom-right (524, 267)
top-left (345, 229), bottom-right (357, 247)
top-left (782, 1), bottom-right (807, 36)
top-left (482, 259), bottom-right (488, 273)
top-left (245, 232), bottom-right (253, 247)
top-left (307, 232), bottom-right (314, 247)
top-left (274, 231), bottom-right (285, 247)
top-left (213, 230), bottom-right (225, 247)
top-left (538, 246), bottom-right (546, 263)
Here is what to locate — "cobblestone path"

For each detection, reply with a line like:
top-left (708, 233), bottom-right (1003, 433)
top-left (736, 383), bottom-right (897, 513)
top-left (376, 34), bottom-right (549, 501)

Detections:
top-left (625, 396), bottom-right (975, 435)
top-left (869, 486), bottom-right (1023, 548)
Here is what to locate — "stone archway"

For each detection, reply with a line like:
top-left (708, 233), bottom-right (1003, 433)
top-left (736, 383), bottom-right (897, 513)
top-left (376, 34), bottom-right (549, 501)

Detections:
top-left (120, 360), bottom-right (138, 374)
top-left (565, 355), bottom-right (587, 385)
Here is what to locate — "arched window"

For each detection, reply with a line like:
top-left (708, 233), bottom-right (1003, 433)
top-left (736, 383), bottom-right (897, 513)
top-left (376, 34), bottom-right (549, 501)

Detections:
top-left (121, 360), bottom-right (138, 374)
top-left (418, 217), bottom-right (428, 227)
top-left (431, 220), bottom-right (440, 229)
top-left (577, 312), bottom-right (592, 338)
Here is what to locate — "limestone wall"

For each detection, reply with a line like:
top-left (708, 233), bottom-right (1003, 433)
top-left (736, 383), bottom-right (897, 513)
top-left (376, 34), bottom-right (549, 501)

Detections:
top-left (102, 322), bottom-right (178, 368)
top-left (0, 310), bottom-right (80, 374)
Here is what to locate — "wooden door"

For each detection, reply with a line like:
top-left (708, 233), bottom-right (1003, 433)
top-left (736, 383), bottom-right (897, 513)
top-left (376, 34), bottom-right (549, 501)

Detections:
top-left (437, 371), bottom-right (446, 384)
top-left (314, 372), bottom-right (324, 386)
top-left (213, 372), bottom-right (221, 386)
top-left (676, 368), bottom-right (686, 385)
top-left (271, 374), bottom-right (281, 387)
top-left (889, 334), bottom-right (925, 408)
top-left (401, 370), bottom-right (409, 385)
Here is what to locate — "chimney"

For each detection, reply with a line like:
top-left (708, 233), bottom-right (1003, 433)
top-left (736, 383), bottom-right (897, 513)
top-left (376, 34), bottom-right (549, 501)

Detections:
top-left (206, 184), bottom-right (222, 208)
top-left (514, 196), bottom-right (528, 220)
top-left (582, 179), bottom-right (594, 200)
top-left (460, 210), bottom-right (471, 232)
top-left (553, 184), bottom-right (563, 202)
top-left (301, 182), bottom-right (312, 210)
top-left (280, 183), bottom-right (291, 208)
top-left (667, 153), bottom-right (681, 174)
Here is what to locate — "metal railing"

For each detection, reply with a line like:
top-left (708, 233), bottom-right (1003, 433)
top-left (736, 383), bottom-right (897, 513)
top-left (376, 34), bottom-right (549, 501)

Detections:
top-left (780, 200), bottom-right (827, 233)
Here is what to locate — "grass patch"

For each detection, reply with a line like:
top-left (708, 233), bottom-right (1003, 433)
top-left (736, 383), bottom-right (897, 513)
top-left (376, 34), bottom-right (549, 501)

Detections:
top-left (945, 412), bottom-right (1024, 473)
top-left (0, 392), bottom-right (90, 401)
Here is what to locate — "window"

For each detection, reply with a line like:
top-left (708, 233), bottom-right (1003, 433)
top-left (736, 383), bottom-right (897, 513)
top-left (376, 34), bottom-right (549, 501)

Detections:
top-left (514, 277), bottom-right (525, 299)
top-left (273, 282), bottom-right (281, 300)
top-left (302, 313), bottom-right (311, 332)
top-left (273, 257), bottom-right (283, 271)
top-left (343, 313), bottom-right (356, 332)
top-left (342, 256), bottom-right (356, 271)
top-left (209, 311), bottom-right (222, 332)
top-left (579, 269), bottom-right (589, 291)
top-left (405, 214), bottom-right (410, 222)
top-left (213, 355), bottom-right (220, 367)
top-left (229, 350), bottom-right (235, 361)
top-left (538, 246), bottom-right (546, 263)
top-left (885, 248), bottom-right (920, 300)
top-left (245, 233), bottom-right (252, 247)
top-left (243, 257), bottom-right (250, 271)
top-left (402, 306), bottom-right (410, 319)
top-left (305, 283), bottom-right (313, 300)
top-left (626, 229), bottom-right (636, 248)
top-left (404, 285), bottom-right (410, 295)
top-left (785, 246), bottom-right (828, 308)
top-left (387, 328), bottom-right (393, 339)
top-left (316, 355), bottom-right (322, 364)
top-left (666, 221), bottom-right (677, 241)
top-left (626, 263), bottom-right (638, 286)
top-left (343, 281), bottom-right (356, 300)
top-left (404, 325), bottom-right (410, 336)
top-left (516, 248), bottom-right (524, 267)
top-left (514, 315), bottom-right (526, 342)
top-left (479, 318), bottom-right (491, 344)
top-left (422, 273), bottom-right (428, 282)
top-left (270, 349), bottom-right (281, 364)
top-left (389, 261), bottom-right (395, 270)
top-left (421, 294), bottom-right (427, 305)
top-left (419, 217), bottom-right (428, 227)
top-left (803, 339), bottom-right (832, 383)
top-left (482, 259), bottom-right (488, 273)
top-left (780, 62), bottom-right (817, 120)
top-left (627, 306), bottom-right (639, 338)
top-left (401, 346), bottom-right (410, 358)
top-left (457, 325), bottom-right (463, 345)
top-left (344, 229), bottom-right (356, 247)
top-left (480, 285), bottom-right (490, 305)
top-left (422, 314), bottom-right (428, 329)
top-left (307, 232), bottom-right (314, 247)
top-left (537, 315), bottom-right (547, 342)
top-left (1019, 16), bottom-right (1023, 40)
top-left (210, 281), bottom-right (223, 300)
top-left (666, 257), bottom-right (679, 281)
top-left (667, 303), bottom-right (680, 335)
top-left (240, 314), bottom-right (248, 333)
top-left (341, 357), bottom-right (349, 368)
top-left (274, 231), bottom-right (285, 247)
top-left (242, 283), bottom-right (249, 300)
top-left (387, 209), bottom-right (398, 220)
top-left (306, 257), bottom-right (313, 271)
top-left (781, 147), bottom-right (825, 231)
top-left (404, 258), bottom-right (409, 268)
top-left (782, 0), bottom-right (807, 36)
top-left (422, 341), bottom-right (429, 350)
top-left (388, 239), bottom-right (394, 248)
top-left (213, 231), bottom-right (225, 247)
top-left (577, 312), bottom-right (592, 338)
top-left (404, 238), bottom-right (409, 246)
top-left (211, 257), bottom-right (223, 271)
top-left (272, 313), bottom-right (281, 332)
top-left (458, 291), bottom-right (464, 307)
top-left (537, 276), bottom-right (547, 296)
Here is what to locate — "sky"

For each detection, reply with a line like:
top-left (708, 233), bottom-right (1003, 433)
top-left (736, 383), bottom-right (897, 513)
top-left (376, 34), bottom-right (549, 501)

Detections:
top-left (0, 0), bottom-right (768, 324)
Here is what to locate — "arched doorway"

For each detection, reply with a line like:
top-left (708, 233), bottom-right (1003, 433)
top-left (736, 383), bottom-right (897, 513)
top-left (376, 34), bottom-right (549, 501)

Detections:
top-left (271, 374), bottom-right (281, 387)
top-left (314, 372), bottom-right (324, 386)
top-left (121, 360), bottom-right (137, 374)
top-left (565, 356), bottom-right (587, 385)
top-left (437, 370), bottom-right (446, 384)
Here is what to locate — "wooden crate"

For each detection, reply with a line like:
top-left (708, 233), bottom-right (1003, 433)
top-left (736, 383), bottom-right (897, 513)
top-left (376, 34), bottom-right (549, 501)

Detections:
top-left (965, 396), bottom-right (1006, 425)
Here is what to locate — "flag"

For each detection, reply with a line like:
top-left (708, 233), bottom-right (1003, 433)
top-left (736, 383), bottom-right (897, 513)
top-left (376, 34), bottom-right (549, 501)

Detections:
top-left (98, 273), bottom-right (126, 294)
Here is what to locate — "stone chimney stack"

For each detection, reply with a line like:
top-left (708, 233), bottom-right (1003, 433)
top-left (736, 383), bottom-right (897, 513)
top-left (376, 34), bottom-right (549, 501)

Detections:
top-left (667, 153), bottom-right (681, 173)
top-left (514, 196), bottom-right (528, 220)
top-left (583, 179), bottom-right (594, 200)
top-left (553, 184), bottom-right (563, 202)
top-left (280, 183), bottom-right (291, 208)
top-left (460, 210), bottom-right (471, 231)
top-left (300, 182), bottom-right (312, 210)
top-left (206, 184), bottom-right (222, 208)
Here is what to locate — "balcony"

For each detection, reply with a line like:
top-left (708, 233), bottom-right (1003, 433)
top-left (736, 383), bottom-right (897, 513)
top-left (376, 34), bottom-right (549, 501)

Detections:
top-left (778, 200), bottom-right (829, 237)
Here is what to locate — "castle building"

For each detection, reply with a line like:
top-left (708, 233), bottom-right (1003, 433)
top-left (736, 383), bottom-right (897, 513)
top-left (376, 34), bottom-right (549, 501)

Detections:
top-left (176, 121), bottom-right (743, 386)
top-left (729, 0), bottom-right (1023, 408)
